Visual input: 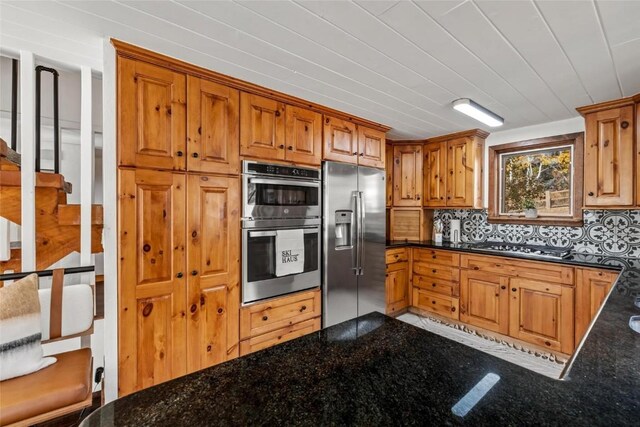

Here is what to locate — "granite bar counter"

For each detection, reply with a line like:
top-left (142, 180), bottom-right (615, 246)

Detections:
top-left (84, 244), bottom-right (639, 426)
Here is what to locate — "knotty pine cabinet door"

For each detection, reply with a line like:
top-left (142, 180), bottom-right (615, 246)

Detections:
top-left (240, 93), bottom-right (286, 160)
top-left (285, 106), bottom-right (322, 166)
top-left (423, 141), bottom-right (447, 207)
top-left (385, 144), bottom-right (393, 207)
top-left (187, 77), bottom-right (239, 175)
top-left (393, 144), bottom-right (423, 206)
top-left (323, 116), bottom-right (358, 164)
top-left (584, 106), bottom-right (634, 207)
top-left (386, 261), bottom-right (409, 315)
top-left (446, 137), bottom-right (479, 207)
top-left (186, 175), bottom-right (240, 372)
top-left (460, 270), bottom-right (509, 335)
top-left (358, 126), bottom-right (386, 169)
top-left (118, 57), bottom-right (186, 171)
top-left (575, 268), bottom-right (617, 344)
top-left (118, 169), bottom-right (187, 396)
top-left (508, 278), bottom-right (574, 354)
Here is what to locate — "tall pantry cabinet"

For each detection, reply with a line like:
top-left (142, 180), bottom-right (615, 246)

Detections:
top-left (117, 53), bottom-right (240, 396)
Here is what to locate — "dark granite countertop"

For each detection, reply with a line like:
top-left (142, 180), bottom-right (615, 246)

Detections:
top-left (84, 245), bottom-right (640, 426)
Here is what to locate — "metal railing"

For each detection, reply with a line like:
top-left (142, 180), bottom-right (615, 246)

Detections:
top-left (0, 265), bottom-right (94, 282)
top-left (35, 65), bottom-right (60, 174)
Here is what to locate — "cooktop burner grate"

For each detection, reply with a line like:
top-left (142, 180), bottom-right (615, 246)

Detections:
top-left (464, 242), bottom-right (571, 260)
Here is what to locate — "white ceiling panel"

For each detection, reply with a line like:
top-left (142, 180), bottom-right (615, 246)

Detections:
top-left (1, 0), bottom-right (638, 139)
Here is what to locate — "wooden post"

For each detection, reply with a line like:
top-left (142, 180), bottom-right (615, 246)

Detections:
top-left (20, 51), bottom-right (36, 271)
top-left (545, 190), bottom-right (551, 210)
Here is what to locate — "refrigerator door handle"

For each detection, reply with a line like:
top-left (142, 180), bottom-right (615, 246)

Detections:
top-left (351, 191), bottom-right (359, 274)
top-left (359, 191), bottom-right (366, 275)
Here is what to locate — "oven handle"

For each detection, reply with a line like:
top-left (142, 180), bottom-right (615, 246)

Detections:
top-left (248, 178), bottom-right (320, 188)
top-left (248, 229), bottom-right (318, 238)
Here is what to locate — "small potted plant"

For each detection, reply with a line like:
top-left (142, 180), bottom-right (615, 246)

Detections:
top-left (522, 199), bottom-right (538, 219)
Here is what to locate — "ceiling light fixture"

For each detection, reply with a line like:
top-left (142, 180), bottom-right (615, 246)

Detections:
top-left (452, 98), bottom-right (504, 127)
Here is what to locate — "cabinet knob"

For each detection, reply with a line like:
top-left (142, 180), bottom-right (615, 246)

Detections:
top-left (279, 144), bottom-right (285, 149)
top-left (262, 315), bottom-right (268, 321)
top-left (473, 266), bottom-right (479, 270)
top-left (191, 270), bottom-right (198, 276)
top-left (192, 152), bottom-right (199, 158)
top-left (511, 288), bottom-right (517, 292)
top-left (176, 151), bottom-right (183, 157)
top-left (176, 272), bottom-right (184, 278)
top-left (416, 194), bottom-right (421, 200)
top-left (275, 110), bottom-right (281, 117)
top-left (360, 152), bottom-right (364, 156)
top-left (288, 146), bottom-right (293, 151)
top-left (588, 191), bottom-right (594, 196)
top-left (353, 151), bottom-right (358, 155)
top-left (432, 269), bottom-right (436, 273)
top-left (501, 285), bottom-right (506, 290)
top-left (432, 283), bottom-right (436, 287)
top-left (300, 305), bottom-right (307, 312)
top-left (451, 307), bottom-right (456, 312)
top-left (621, 121), bottom-right (629, 129)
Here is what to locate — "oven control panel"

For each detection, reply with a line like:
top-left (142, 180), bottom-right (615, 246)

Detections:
top-left (244, 161), bottom-right (321, 180)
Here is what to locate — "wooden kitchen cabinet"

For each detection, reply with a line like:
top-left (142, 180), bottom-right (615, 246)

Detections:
top-left (240, 92), bottom-right (286, 160)
top-left (118, 169), bottom-right (187, 395)
top-left (239, 318), bottom-right (321, 356)
top-left (388, 208), bottom-right (432, 241)
top-left (118, 57), bottom-right (186, 171)
top-left (509, 278), bottom-right (574, 354)
top-left (423, 141), bottom-right (447, 207)
top-left (240, 289), bottom-right (321, 341)
top-left (446, 136), bottom-right (483, 208)
top-left (413, 288), bottom-right (459, 320)
top-left (386, 249), bottom-right (409, 315)
top-left (393, 144), bottom-right (423, 206)
top-left (575, 268), bottom-right (617, 344)
top-left (578, 100), bottom-right (635, 207)
top-left (385, 143), bottom-right (393, 207)
top-left (460, 270), bottom-right (509, 335)
top-left (187, 76), bottom-right (239, 175)
top-left (186, 175), bottom-right (240, 372)
top-left (358, 126), bottom-right (386, 169)
top-left (323, 116), bottom-right (358, 164)
top-left (285, 105), bottom-right (322, 166)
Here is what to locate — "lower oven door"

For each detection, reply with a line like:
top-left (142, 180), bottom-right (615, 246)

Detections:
top-left (242, 225), bottom-right (320, 304)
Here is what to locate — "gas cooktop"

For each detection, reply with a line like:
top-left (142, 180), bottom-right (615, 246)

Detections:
top-left (463, 242), bottom-right (571, 260)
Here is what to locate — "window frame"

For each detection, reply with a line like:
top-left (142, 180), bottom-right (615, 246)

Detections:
top-left (488, 132), bottom-right (584, 226)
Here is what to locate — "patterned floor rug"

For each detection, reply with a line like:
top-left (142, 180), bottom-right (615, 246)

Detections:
top-left (397, 312), bottom-right (566, 379)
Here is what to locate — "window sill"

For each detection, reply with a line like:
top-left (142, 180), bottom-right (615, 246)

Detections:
top-left (487, 216), bottom-right (583, 227)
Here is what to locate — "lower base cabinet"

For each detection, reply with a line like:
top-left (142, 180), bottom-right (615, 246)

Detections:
top-left (412, 288), bottom-right (459, 320)
top-left (239, 288), bottom-right (321, 355)
top-left (460, 270), bottom-right (509, 335)
top-left (385, 249), bottom-right (410, 315)
top-left (508, 278), bottom-right (574, 354)
top-left (575, 268), bottom-right (617, 343)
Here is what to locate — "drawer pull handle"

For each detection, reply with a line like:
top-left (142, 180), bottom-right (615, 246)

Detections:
top-left (300, 305), bottom-right (307, 312)
top-left (262, 315), bottom-right (268, 321)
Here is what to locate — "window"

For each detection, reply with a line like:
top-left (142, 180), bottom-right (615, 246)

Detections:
top-left (488, 133), bottom-right (583, 225)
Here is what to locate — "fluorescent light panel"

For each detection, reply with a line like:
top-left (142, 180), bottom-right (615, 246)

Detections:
top-left (452, 98), bottom-right (504, 127)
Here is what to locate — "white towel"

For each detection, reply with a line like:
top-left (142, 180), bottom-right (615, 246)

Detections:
top-left (0, 218), bottom-right (9, 261)
top-left (275, 229), bottom-right (305, 277)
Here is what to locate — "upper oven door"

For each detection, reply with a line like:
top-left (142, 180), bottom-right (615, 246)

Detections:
top-left (243, 176), bottom-right (321, 219)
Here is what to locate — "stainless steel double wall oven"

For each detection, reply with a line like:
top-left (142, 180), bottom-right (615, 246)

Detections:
top-left (241, 161), bottom-right (321, 304)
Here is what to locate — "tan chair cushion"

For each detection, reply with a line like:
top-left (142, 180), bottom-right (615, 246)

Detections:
top-left (0, 348), bottom-right (92, 426)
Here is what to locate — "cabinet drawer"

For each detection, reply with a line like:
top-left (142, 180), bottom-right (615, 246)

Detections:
top-left (239, 317), bottom-right (321, 355)
top-left (412, 288), bottom-right (459, 320)
top-left (386, 248), bottom-right (409, 264)
top-left (413, 262), bottom-right (459, 282)
top-left (413, 248), bottom-right (460, 266)
top-left (460, 254), bottom-right (574, 285)
top-left (240, 289), bottom-right (321, 340)
top-left (413, 275), bottom-right (459, 297)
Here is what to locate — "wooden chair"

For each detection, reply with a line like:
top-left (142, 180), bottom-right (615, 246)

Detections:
top-left (0, 268), bottom-right (96, 427)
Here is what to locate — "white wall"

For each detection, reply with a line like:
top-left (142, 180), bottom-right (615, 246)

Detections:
top-left (482, 116), bottom-right (585, 207)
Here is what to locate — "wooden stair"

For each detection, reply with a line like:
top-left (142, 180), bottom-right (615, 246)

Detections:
top-left (0, 138), bottom-right (103, 273)
top-left (0, 138), bottom-right (20, 171)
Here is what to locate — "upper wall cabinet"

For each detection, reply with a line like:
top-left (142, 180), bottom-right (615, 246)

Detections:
top-left (423, 141), bottom-right (447, 207)
top-left (447, 136), bottom-right (482, 208)
top-left (323, 116), bottom-right (359, 165)
top-left (240, 93), bottom-right (286, 161)
top-left (577, 93), bottom-right (640, 208)
top-left (580, 103), bottom-right (634, 207)
top-left (285, 106), bottom-right (322, 166)
top-left (393, 144), bottom-right (422, 206)
top-left (358, 127), bottom-right (386, 169)
top-left (187, 77), bottom-right (240, 175)
top-left (118, 57), bottom-right (186, 171)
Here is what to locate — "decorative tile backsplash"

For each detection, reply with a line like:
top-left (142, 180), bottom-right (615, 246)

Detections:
top-left (434, 209), bottom-right (640, 259)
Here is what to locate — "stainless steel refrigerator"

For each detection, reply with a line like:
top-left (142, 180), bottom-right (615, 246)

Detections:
top-left (322, 161), bottom-right (386, 328)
